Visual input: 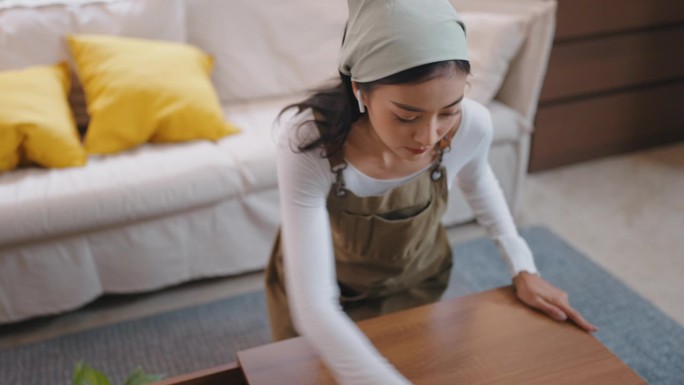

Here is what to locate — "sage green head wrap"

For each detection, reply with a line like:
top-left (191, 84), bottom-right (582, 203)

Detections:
top-left (338, 0), bottom-right (469, 83)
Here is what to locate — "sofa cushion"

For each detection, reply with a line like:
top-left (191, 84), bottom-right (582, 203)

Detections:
top-left (489, 100), bottom-right (528, 144)
top-left (0, 140), bottom-right (244, 245)
top-left (461, 12), bottom-right (527, 105)
top-left (67, 34), bottom-right (240, 155)
top-left (219, 94), bottom-right (306, 192)
top-left (0, 96), bottom-right (522, 246)
top-left (0, 63), bottom-right (85, 171)
top-left (0, 0), bottom-right (187, 128)
top-left (186, 0), bottom-right (347, 105)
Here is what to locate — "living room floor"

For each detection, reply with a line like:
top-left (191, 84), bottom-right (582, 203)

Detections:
top-left (1, 142), bottom-right (682, 350)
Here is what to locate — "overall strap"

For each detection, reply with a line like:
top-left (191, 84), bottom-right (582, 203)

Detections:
top-left (312, 110), bottom-right (348, 198)
top-left (437, 123), bottom-right (458, 153)
top-left (430, 124), bottom-right (457, 181)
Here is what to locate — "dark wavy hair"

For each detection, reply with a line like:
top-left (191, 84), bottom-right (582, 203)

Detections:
top-left (278, 28), bottom-right (471, 158)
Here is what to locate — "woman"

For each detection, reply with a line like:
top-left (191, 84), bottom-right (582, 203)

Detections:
top-left (265, 0), bottom-right (597, 384)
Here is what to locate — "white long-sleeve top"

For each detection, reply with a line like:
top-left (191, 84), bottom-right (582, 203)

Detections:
top-left (275, 97), bottom-right (539, 385)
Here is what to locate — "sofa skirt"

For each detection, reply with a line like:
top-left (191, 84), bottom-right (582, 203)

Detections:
top-left (0, 189), bottom-right (280, 324)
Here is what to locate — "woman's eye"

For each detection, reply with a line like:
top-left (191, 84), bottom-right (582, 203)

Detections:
top-left (396, 115), bottom-right (418, 123)
top-left (443, 110), bottom-right (461, 117)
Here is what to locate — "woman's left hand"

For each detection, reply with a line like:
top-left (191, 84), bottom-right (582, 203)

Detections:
top-left (513, 271), bottom-right (598, 333)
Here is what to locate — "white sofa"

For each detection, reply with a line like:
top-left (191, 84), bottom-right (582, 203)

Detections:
top-left (0, 0), bottom-right (556, 324)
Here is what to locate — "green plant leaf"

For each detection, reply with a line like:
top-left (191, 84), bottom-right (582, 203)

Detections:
top-left (122, 367), bottom-right (164, 385)
top-left (73, 361), bottom-right (111, 385)
top-left (73, 361), bottom-right (86, 385)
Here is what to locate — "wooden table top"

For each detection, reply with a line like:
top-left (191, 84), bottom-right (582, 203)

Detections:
top-left (237, 286), bottom-right (647, 385)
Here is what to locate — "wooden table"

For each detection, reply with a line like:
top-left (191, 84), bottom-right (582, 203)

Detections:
top-left (157, 286), bottom-right (647, 385)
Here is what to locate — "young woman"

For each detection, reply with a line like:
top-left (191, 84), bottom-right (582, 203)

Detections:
top-left (265, 1), bottom-right (597, 384)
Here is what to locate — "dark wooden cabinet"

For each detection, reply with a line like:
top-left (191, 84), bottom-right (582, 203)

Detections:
top-left (529, 0), bottom-right (684, 172)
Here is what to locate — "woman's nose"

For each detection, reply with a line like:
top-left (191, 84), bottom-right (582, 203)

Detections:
top-left (414, 117), bottom-right (440, 146)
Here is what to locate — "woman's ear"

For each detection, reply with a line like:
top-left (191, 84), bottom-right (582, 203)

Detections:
top-left (351, 81), bottom-right (367, 114)
top-left (351, 81), bottom-right (367, 105)
top-left (351, 80), bottom-right (359, 95)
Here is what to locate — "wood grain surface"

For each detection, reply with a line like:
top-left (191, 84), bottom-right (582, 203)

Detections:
top-left (529, 0), bottom-right (684, 171)
top-left (531, 82), bottom-right (684, 171)
top-left (555, 0), bottom-right (684, 41)
top-left (238, 286), bottom-right (646, 385)
top-left (540, 26), bottom-right (684, 103)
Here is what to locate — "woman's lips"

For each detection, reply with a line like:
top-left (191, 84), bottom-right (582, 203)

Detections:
top-left (406, 147), bottom-right (428, 155)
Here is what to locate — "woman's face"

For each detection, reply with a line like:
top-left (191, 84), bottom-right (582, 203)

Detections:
top-left (354, 72), bottom-right (467, 162)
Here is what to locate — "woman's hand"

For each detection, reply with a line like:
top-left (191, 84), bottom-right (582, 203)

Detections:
top-left (513, 271), bottom-right (598, 333)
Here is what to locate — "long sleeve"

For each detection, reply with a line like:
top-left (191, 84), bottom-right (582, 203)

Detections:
top-left (275, 116), bottom-right (412, 385)
top-left (454, 105), bottom-right (539, 278)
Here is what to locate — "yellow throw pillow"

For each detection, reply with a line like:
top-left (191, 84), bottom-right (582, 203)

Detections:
top-left (67, 34), bottom-right (241, 155)
top-left (0, 63), bottom-right (86, 172)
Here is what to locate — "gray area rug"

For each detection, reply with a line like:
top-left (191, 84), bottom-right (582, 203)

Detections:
top-left (1, 226), bottom-right (682, 384)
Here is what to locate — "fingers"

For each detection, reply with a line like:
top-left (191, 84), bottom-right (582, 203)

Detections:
top-left (535, 296), bottom-right (568, 322)
top-left (556, 301), bottom-right (598, 333)
top-left (515, 276), bottom-right (598, 333)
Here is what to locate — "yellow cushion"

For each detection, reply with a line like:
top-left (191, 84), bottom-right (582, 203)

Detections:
top-left (67, 34), bottom-right (241, 155)
top-left (0, 63), bottom-right (86, 172)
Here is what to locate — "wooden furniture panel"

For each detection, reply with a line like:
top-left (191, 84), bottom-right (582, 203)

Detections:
top-left (540, 26), bottom-right (684, 102)
top-left (154, 362), bottom-right (246, 385)
top-left (530, 0), bottom-right (684, 172)
top-left (532, 82), bottom-right (684, 171)
top-left (555, 0), bottom-right (684, 40)
top-left (237, 287), bottom-right (646, 385)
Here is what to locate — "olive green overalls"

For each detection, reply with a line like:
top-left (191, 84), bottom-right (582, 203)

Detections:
top-left (265, 121), bottom-right (455, 341)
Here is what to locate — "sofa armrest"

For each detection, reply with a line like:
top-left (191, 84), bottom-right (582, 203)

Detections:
top-left (444, 0), bottom-right (556, 224)
top-left (451, 0), bottom-right (557, 128)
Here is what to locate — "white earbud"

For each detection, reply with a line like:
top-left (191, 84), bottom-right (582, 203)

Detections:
top-left (356, 90), bottom-right (365, 114)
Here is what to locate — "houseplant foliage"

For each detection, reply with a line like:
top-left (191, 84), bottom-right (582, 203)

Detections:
top-left (73, 361), bottom-right (164, 385)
